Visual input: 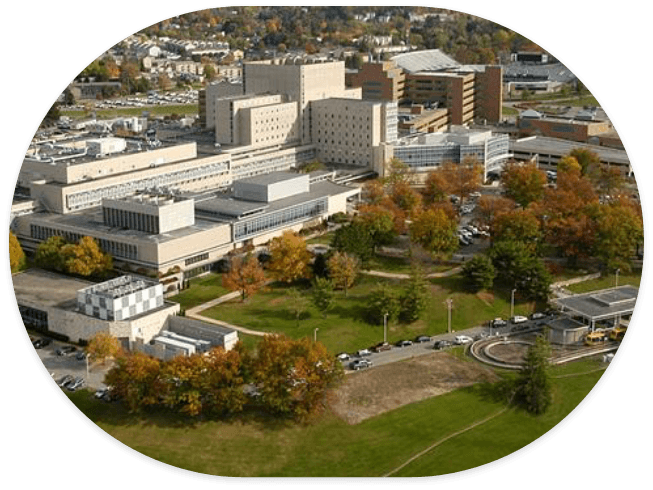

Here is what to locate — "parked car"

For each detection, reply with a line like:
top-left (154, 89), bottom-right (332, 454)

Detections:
top-left (57, 375), bottom-right (74, 388)
top-left (414, 335), bottom-right (431, 343)
top-left (454, 335), bottom-right (474, 345)
top-left (349, 359), bottom-right (373, 371)
top-left (335, 352), bottom-right (350, 361)
top-left (372, 342), bottom-right (392, 353)
top-left (395, 340), bottom-right (413, 347)
top-left (511, 315), bottom-right (529, 324)
top-left (56, 346), bottom-right (77, 356)
top-left (356, 348), bottom-right (372, 357)
top-left (75, 351), bottom-right (87, 361)
top-left (32, 338), bottom-right (52, 349)
top-left (433, 340), bottom-right (452, 350)
top-left (66, 377), bottom-right (85, 392)
top-left (530, 312), bottom-right (546, 320)
top-left (492, 318), bottom-right (507, 327)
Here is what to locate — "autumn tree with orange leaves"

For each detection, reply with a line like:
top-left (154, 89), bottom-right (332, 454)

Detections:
top-left (222, 254), bottom-right (267, 301)
top-left (267, 231), bottom-right (312, 283)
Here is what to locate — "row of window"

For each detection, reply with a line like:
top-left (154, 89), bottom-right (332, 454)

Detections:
top-left (103, 207), bottom-right (160, 234)
top-left (234, 198), bottom-right (327, 241)
top-left (66, 162), bottom-right (229, 211)
top-left (185, 252), bottom-right (209, 266)
top-left (30, 224), bottom-right (138, 259)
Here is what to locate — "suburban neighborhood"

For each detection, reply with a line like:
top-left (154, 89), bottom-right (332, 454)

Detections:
top-left (7, 5), bottom-right (645, 481)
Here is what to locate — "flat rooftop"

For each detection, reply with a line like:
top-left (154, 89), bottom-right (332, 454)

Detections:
top-left (236, 171), bottom-right (305, 187)
top-left (555, 285), bottom-right (639, 321)
top-left (13, 269), bottom-right (93, 308)
top-left (78, 275), bottom-right (158, 299)
top-left (511, 136), bottom-right (630, 165)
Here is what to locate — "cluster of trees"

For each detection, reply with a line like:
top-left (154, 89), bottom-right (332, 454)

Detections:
top-left (462, 150), bottom-right (642, 296)
top-left (367, 265), bottom-right (429, 325)
top-left (35, 235), bottom-right (113, 277)
top-left (9, 231), bottom-right (25, 273)
top-left (105, 335), bottom-right (343, 421)
top-left (137, 7), bottom-right (534, 66)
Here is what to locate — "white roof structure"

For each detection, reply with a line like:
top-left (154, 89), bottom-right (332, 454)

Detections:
top-left (392, 49), bottom-right (461, 74)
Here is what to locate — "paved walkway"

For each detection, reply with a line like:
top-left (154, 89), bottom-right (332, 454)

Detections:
top-left (186, 290), bottom-right (268, 337)
top-left (361, 266), bottom-right (462, 280)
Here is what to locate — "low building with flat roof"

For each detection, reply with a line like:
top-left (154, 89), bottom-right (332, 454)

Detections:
top-left (13, 269), bottom-right (237, 357)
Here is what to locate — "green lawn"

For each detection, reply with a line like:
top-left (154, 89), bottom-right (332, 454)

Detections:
top-left (305, 231), bottom-right (335, 245)
top-left (201, 274), bottom-right (536, 354)
top-left (168, 273), bottom-right (227, 311)
top-left (61, 104), bottom-right (198, 120)
top-left (566, 271), bottom-right (641, 294)
top-left (67, 357), bottom-right (605, 477)
top-left (502, 105), bottom-right (519, 116)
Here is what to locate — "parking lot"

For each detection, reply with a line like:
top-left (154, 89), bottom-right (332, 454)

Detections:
top-left (29, 334), bottom-right (110, 391)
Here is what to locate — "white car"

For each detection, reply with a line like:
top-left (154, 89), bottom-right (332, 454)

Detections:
top-left (357, 349), bottom-right (372, 357)
top-left (454, 335), bottom-right (474, 345)
top-left (511, 315), bottom-right (529, 324)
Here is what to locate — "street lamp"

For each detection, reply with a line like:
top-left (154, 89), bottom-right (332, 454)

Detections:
top-left (383, 313), bottom-right (388, 343)
top-left (511, 288), bottom-right (517, 319)
top-left (446, 299), bottom-right (453, 334)
top-left (615, 268), bottom-right (620, 287)
top-left (314, 327), bottom-right (319, 343)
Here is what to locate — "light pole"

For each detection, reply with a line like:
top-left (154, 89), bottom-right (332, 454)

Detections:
top-left (511, 289), bottom-right (517, 319)
top-left (383, 313), bottom-right (388, 343)
top-left (446, 299), bottom-right (453, 334)
top-left (615, 268), bottom-right (620, 287)
top-left (314, 327), bottom-right (319, 343)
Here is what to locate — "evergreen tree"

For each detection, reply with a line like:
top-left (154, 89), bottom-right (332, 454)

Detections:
top-left (400, 264), bottom-right (429, 323)
top-left (461, 254), bottom-right (496, 291)
top-left (514, 335), bottom-right (552, 415)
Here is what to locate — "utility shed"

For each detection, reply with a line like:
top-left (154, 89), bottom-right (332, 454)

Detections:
top-left (233, 172), bottom-right (309, 202)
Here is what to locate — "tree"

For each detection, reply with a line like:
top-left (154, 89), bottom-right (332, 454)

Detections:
top-left (477, 195), bottom-right (515, 239)
top-left (86, 332), bottom-right (122, 364)
top-left (501, 161), bottom-right (547, 208)
top-left (367, 282), bottom-right (400, 325)
top-left (400, 264), bottom-right (429, 323)
top-left (436, 158), bottom-right (483, 205)
top-left (363, 179), bottom-right (385, 205)
top-left (311, 277), bottom-right (335, 319)
top-left (327, 251), bottom-right (358, 296)
top-left (268, 231), bottom-right (312, 283)
top-left (514, 335), bottom-right (552, 415)
top-left (423, 170), bottom-right (449, 204)
top-left (461, 254), bottom-right (496, 291)
top-left (493, 209), bottom-right (542, 254)
top-left (104, 351), bottom-right (163, 412)
top-left (383, 157), bottom-right (413, 188)
top-left (222, 254), bottom-right (267, 301)
top-left (356, 204), bottom-right (398, 249)
top-left (389, 181), bottom-right (422, 217)
top-left (331, 222), bottom-right (375, 267)
top-left (61, 236), bottom-right (113, 277)
top-left (250, 334), bottom-right (343, 421)
top-left (594, 165), bottom-right (624, 197)
top-left (557, 155), bottom-right (581, 174)
top-left (569, 147), bottom-right (600, 176)
top-left (489, 240), bottom-right (534, 288)
top-left (159, 347), bottom-right (246, 417)
top-left (158, 73), bottom-right (172, 91)
top-left (35, 236), bottom-right (68, 272)
top-left (594, 201), bottom-right (643, 272)
top-left (287, 287), bottom-right (310, 327)
top-left (409, 207), bottom-right (459, 261)
top-left (9, 231), bottom-right (25, 273)
top-left (203, 64), bottom-right (217, 82)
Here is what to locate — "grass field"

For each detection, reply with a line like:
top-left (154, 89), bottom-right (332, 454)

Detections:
top-left (67, 357), bottom-right (606, 477)
top-left (566, 271), bottom-right (641, 294)
top-left (200, 274), bottom-right (536, 354)
top-left (169, 273), bottom-right (227, 311)
top-left (61, 104), bottom-right (198, 120)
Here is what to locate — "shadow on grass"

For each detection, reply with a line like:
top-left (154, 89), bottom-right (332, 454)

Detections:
top-left (70, 390), bottom-right (299, 432)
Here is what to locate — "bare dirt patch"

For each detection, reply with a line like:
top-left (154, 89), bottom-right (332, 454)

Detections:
top-left (329, 353), bottom-right (498, 425)
top-left (476, 291), bottom-right (495, 305)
